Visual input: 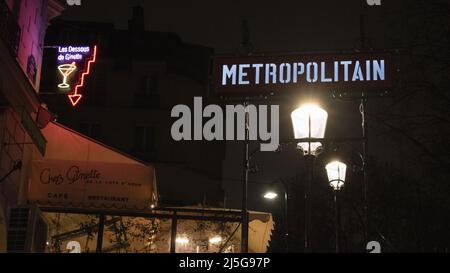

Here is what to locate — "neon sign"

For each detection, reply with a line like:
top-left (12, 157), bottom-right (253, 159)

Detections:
top-left (55, 45), bottom-right (98, 106)
top-left (68, 45), bottom-right (97, 106)
top-left (57, 62), bottom-right (77, 89)
top-left (57, 46), bottom-right (91, 62)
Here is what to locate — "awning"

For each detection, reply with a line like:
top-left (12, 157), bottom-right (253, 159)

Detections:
top-left (248, 211), bottom-right (275, 253)
top-left (27, 122), bottom-right (157, 212)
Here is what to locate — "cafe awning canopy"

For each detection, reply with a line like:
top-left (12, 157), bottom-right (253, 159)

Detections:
top-left (27, 122), bottom-right (157, 211)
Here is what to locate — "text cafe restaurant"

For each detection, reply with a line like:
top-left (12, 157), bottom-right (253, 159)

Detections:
top-left (1, 45), bottom-right (274, 254)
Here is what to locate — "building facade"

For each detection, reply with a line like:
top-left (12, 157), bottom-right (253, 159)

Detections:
top-left (0, 0), bottom-right (65, 252)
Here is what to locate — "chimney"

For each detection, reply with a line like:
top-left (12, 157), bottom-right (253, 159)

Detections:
top-left (128, 6), bottom-right (145, 33)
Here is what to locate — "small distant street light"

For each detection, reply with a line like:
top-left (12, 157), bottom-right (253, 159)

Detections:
top-left (263, 180), bottom-right (289, 253)
top-left (291, 103), bottom-right (328, 253)
top-left (263, 191), bottom-right (278, 200)
top-left (326, 160), bottom-right (348, 253)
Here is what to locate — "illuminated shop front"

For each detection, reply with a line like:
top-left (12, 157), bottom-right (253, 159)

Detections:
top-left (41, 208), bottom-right (273, 253)
top-left (22, 122), bottom-right (272, 253)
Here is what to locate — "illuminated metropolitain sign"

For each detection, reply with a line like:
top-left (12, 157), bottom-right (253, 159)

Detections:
top-left (221, 60), bottom-right (385, 85)
top-left (213, 52), bottom-right (396, 95)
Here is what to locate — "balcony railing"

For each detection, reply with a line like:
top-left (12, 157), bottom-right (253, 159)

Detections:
top-left (0, 0), bottom-right (21, 56)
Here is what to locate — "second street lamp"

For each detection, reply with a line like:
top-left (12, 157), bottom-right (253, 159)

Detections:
top-left (291, 103), bottom-right (328, 253)
top-left (325, 161), bottom-right (347, 253)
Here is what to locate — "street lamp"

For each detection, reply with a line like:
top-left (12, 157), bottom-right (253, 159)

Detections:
top-left (263, 180), bottom-right (289, 253)
top-left (291, 104), bottom-right (328, 156)
top-left (263, 191), bottom-right (278, 200)
top-left (291, 103), bottom-right (328, 253)
top-left (326, 161), bottom-right (347, 191)
top-left (325, 161), bottom-right (347, 253)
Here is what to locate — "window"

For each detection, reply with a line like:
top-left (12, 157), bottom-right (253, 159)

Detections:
top-left (134, 75), bottom-right (160, 108)
top-left (134, 126), bottom-right (156, 154)
top-left (140, 75), bottom-right (158, 96)
top-left (26, 54), bottom-right (37, 84)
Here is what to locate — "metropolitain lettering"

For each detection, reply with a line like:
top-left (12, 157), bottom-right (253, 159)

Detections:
top-left (221, 60), bottom-right (385, 86)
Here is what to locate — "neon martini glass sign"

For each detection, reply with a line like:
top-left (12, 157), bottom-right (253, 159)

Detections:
top-left (56, 45), bottom-right (98, 106)
top-left (57, 62), bottom-right (77, 89)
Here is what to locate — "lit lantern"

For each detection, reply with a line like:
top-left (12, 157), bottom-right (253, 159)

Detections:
top-left (263, 191), bottom-right (278, 200)
top-left (325, 161), bottom-right (347, 191)
top-left (291, 104), bottom-right (328, 156)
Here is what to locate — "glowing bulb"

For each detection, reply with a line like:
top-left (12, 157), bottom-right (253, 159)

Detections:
top-left (209, 236), bottom-right (223, 244)
top-left (325, 161), bottom-right (347, 190)
top-left (291, 104), bottom-right (328, 155)
top-left (264, 192), bottom-right (278, 200)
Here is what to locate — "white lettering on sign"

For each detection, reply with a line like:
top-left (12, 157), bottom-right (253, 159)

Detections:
top-left (66, 0), bottom-right (81, 6)
top-left (366, 241), bottom-right (382, 253)
top-left (57, 46), bottom-right (91, 62)
top-left (366, 0), bottom-right (381, 6)
top-left (221, 60), bottom-right (385, 87)
top-left (67, 241), bottom-right (81, 253)
top-left (222, 65), bottom-right (237, 86)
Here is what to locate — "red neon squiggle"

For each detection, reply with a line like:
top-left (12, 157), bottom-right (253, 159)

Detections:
top-left (68, 45), bottom-right (98, 106)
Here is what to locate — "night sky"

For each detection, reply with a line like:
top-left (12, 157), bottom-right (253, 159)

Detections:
top-left (61, 0), bottom-right (391, 53)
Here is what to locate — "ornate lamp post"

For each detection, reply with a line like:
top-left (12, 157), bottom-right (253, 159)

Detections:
top-left (325, 161), bottom-right (347, 253)
top-left (291, 104), bottom-right (328, 253)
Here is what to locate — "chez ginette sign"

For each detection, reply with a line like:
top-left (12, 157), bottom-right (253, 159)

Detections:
top-left (28, 160), bottom-right (155, 211)
top-left (212, 52), bottom-right (394, 95)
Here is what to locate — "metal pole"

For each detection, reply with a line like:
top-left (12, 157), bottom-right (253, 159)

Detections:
top-left (360, 12), bottom-right (370, 250)
top-left (241, 100), bottom-right (249, 253)
top-left (305, 155), bottom-right (314, 253)
top-left (361, 96), bottom-right (369, 246)
top-left (334, 190), bottom-right (340, 253)
top-left (96, 214), bottom-right (105, 253)
top-left (170, 212), bottom-right (178, 253)
top-left (282, 181), bottom-right (289, 253)
top-left (304, 112), bottom-right (313, 253)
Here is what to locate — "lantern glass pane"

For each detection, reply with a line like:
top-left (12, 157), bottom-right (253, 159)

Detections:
top-left (291, 104), bottom-right (328, 155)
top-left (326, 161), bottom-right (347, 190)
